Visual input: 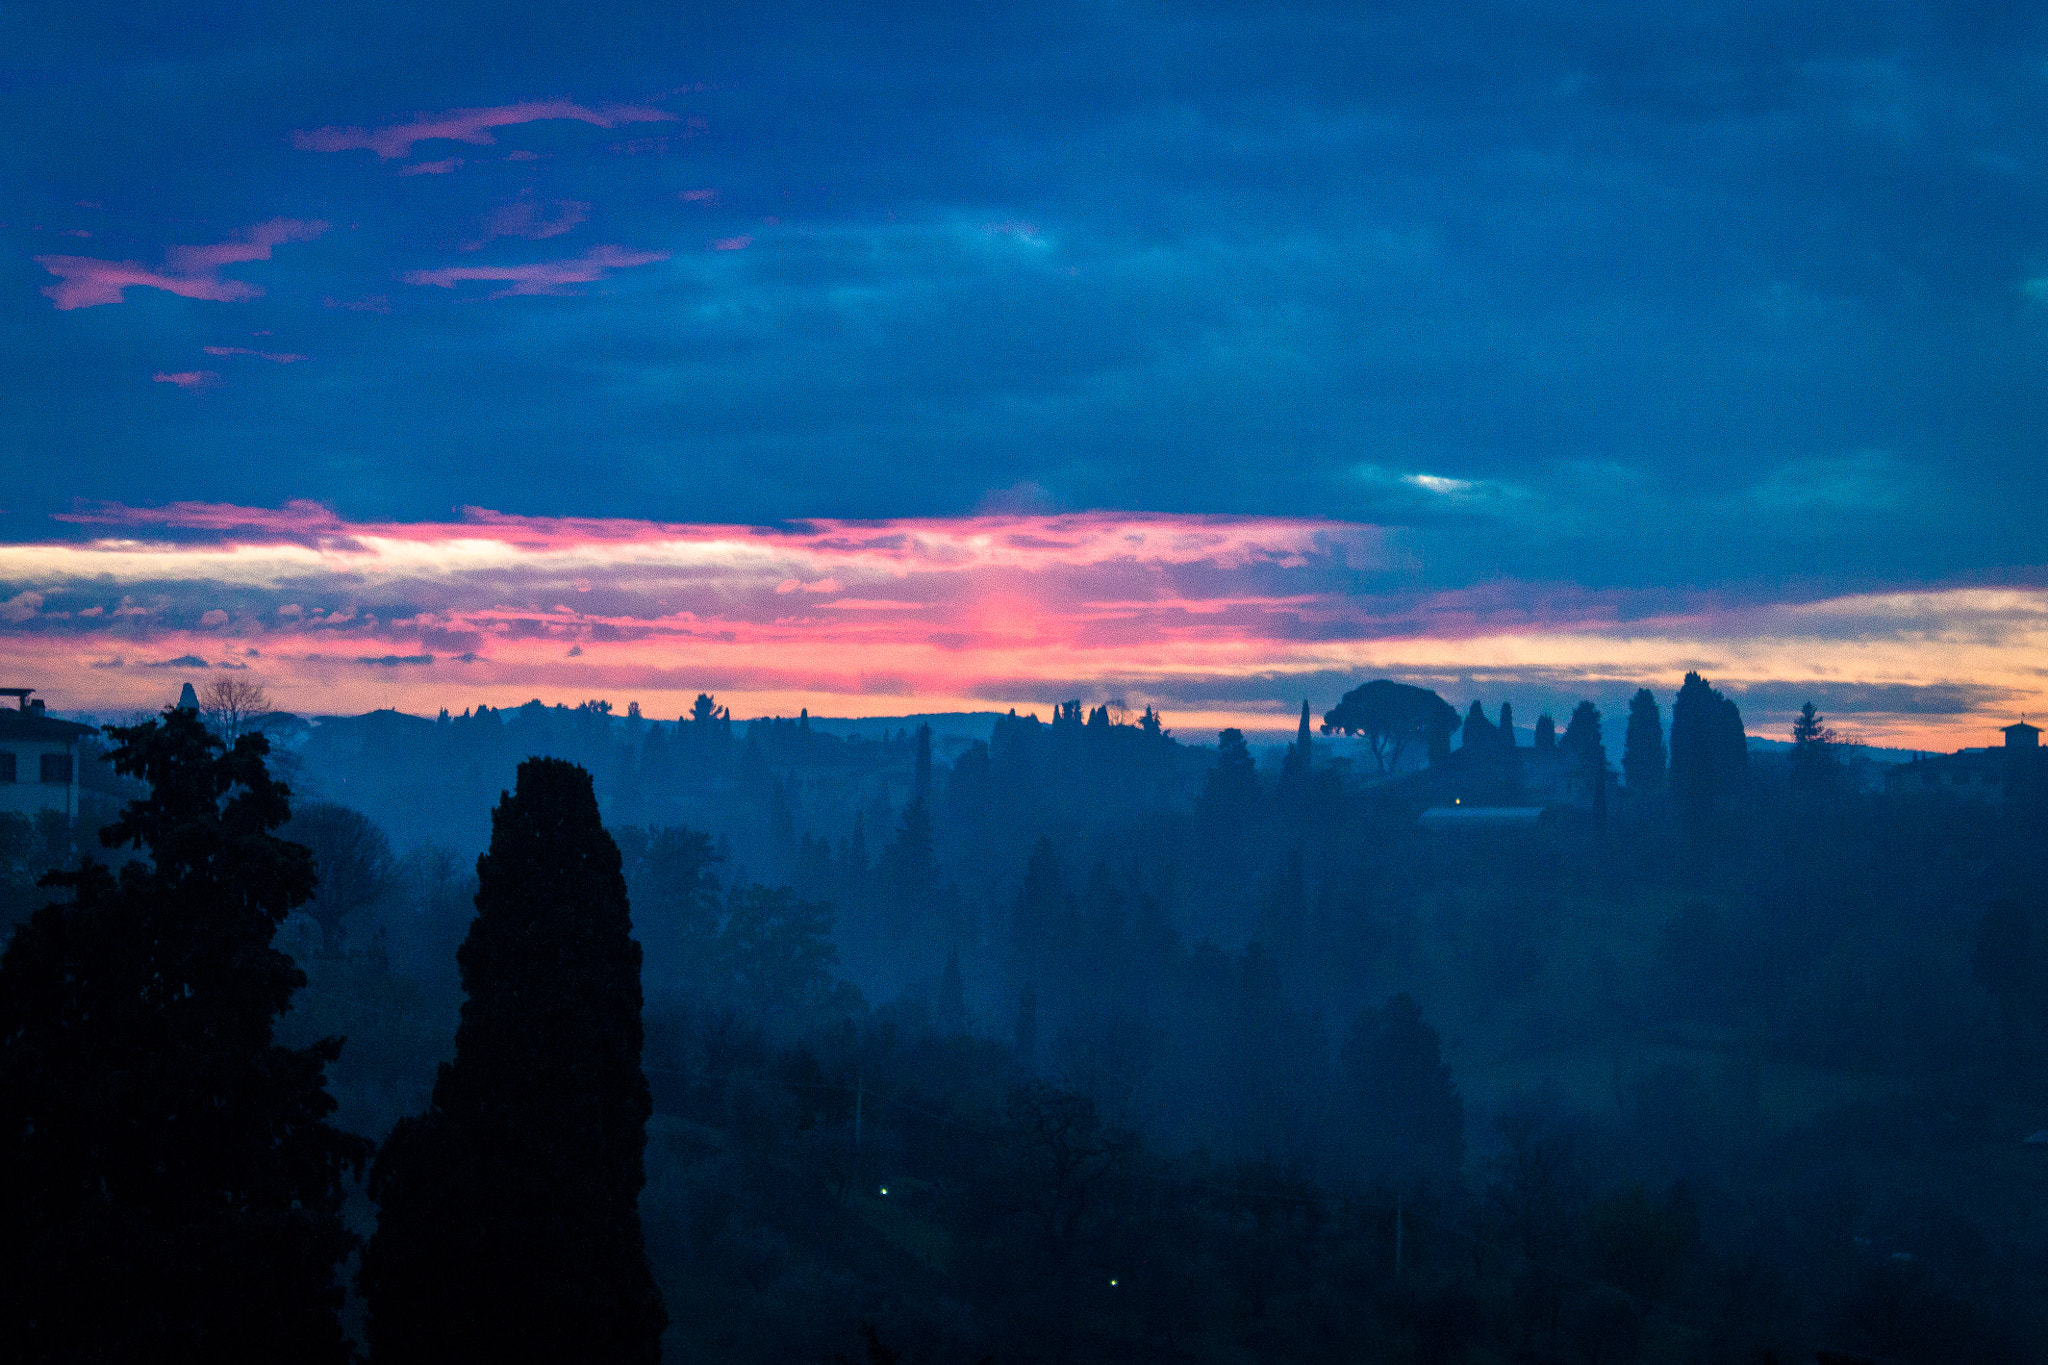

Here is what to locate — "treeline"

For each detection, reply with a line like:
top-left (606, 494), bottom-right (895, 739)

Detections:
top-left (5, 670), bottom-right (2046, 1362)
top-left (0, 712), bottom-right (664, 1362)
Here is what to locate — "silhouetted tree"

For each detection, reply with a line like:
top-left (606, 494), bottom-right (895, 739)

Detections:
top-left (1322, 680), bottom-right (1461, 773)
top-left (879, 790), bottom-right (936, 932)
top-left (286, 800), bottom-right (394, 956)
top-left (1200, 728), bottom-right (1260, 820)
top-left (623, 824), bottom-right (721, 996)
top-left (718, 882), bottom-right (840, 1021)
top-left (1257, 847), bottom-right (1309, 956)
top-left (360, 758), bottom-right (664, 1365)
top-left (1463, 700), bottom-right (1495, 754)
top-left (1623, 688), bottom-right (1665, 791)
top-left (1669, 673), bottom-right (1746, 820)
top-left (0, 706), bottom-right (367, 1363)
top-left (1789, 701), bottom-right (1839, 793)
top-left (1533, 713), bottom-right (1557, 752)
top-left (1340, 993), bottom-right (1463, 1179)
top-left (1012, 837), bottom-right (1063, 973)
top-left (199, 674), bottom-right (271, 744)
top-left (1562, 700), bottom-right (1608, 819)
top-left (1278, 699), bottom-right (1314, 806)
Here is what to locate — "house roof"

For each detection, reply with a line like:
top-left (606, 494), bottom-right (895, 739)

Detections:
top-left (1419, 805), bottom-right (1549, 827)
top-left (0, 709), bottom-right (98, 743)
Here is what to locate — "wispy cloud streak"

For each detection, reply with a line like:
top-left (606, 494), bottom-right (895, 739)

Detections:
top-left (203, 346), bottom-right (309, 364)
top-left (35, 219), bottom-right (328, 310)
top-left (3, 503), bottom-right (2042, 747)
top-left (293, 100), bottom-right (678, 161)
top-left (402, 245), bottom-right (669, 297)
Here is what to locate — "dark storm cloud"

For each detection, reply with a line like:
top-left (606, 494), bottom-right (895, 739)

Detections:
top-left (5, 1), bottom-right (2047, 592)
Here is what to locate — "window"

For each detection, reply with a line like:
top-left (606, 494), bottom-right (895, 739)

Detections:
top-left (40, 752), bottom-right (72, 785)
top-left (0, 752), bottom-right (14, 782)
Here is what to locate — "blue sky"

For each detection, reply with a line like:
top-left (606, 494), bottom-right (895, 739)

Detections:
top-left (4, 2), bottom-right (2047, 738)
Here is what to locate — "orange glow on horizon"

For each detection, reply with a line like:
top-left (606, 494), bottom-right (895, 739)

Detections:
top-left (0, 502), bottom-right (2041, 755)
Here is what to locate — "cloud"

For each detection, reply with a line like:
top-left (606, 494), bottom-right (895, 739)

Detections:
top-left (323, 294), bottom-right (391, 313)
top-left (402, 244), bottom-right (670, 297)
top-left (36, 218), bottom-right (328, 310)
top-left (203, 346), bottom-right (309, 364)
top-left (680, 189), bottom-right (718, 203)
top-left (143, 656), bottom-right (210, 669)
top-left (153, 371), bottom-right (221, 389)
top-left (396, 158), bottom-right (464, 176)
top-left (0, 591), bottom-right (43, 622)
top-left (467, 195), bottom-right (591, 250)
top-left (1730, 680), bottom-right (2017, 717)
top-left (709, 235), bottom-right (752, 251)
top-left (5, 503), bottom-right (2043, 751)
top-left (57, 498), bottom-right (345, 534)
top-left (293, 99), bottom-right (678, 161)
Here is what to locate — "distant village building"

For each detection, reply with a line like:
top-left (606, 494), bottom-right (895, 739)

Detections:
top-left (0, 688), bottom-right (96, 821)
top-left (1884, 721), bottom-right (2044, 804)
top-left (1417, 804), bottom-right (1549, 829)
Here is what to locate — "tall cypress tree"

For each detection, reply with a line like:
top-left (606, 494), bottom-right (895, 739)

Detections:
top-left (1668, 672), bottom-right (1722, 820)
top-left (1623, 687), bottom-right (1666, 791)
top-left (0, 707), bottom-right (368, 1363)
top-left (361, 758), bottom-right (665, 1364)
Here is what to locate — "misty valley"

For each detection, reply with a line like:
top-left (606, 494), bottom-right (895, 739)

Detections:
top-left (3, 677), bottom-right (2044, 1364)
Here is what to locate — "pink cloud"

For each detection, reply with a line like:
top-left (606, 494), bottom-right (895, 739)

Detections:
top-left (203, 346), bottom-right (309, 364)
top-left (402, 244), bottom-right (670, 297)
top-left (466, 195), bottom-right (590, 250)
top-left (680, 188), bottom-right (718, 203)
top-left (293, 100), bottom-right (678, 161)
top-left (709, 235), bottom-right (752, 251)
top-left (5, 500), bottom-right (2035, 755)
top-left (397, 158), bottom-right (465, 176)
top-left (58, 498), bottom-right (345, 533)
top-left (35, 218), bottom-right (328, 310)
top-left (324, 294), bottom-right (391, 313)
top-left (162, 218), bottom-right (329, 274)
top-left (152, 370), bottom-right (220, 389)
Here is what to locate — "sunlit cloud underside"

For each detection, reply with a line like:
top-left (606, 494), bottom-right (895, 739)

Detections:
top-left (2, 503), bottom-right (2042, 750)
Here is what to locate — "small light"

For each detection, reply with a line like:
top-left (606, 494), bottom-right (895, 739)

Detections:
top-left (879, 1187), bottom-right (888, 1196)
top-left (1109, 1279), bottom-right (1118, 1287)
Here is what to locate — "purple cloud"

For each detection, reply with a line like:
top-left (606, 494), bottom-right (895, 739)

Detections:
top-left (466, 195), bottom-right (591, 250)
top-left (293, 99), bottom-right (678, 161)
top-left (153, 370), bottom-right (221, 389)
top-left (402, 244), bottom-right (670, 297)
top-left (396, 158), bottom-right (465, 176)
top-left (203, 346), bottom-right (309, 364)
top-left (35, 218), bottom-right (328, 310)
top-left (710, 235), bottom-right (752, 251)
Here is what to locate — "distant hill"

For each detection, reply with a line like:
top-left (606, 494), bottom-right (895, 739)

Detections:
top-left (798, 712), bottom-right (1009, 744)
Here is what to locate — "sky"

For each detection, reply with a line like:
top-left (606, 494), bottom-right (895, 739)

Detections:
top-left (4, 2), bottom-right (2047, 746)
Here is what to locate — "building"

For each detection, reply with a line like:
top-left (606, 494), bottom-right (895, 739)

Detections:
top-left (0, 688), bottom-right (97, 822)
top-left (1884, 720), bottom-right (2044, 804)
